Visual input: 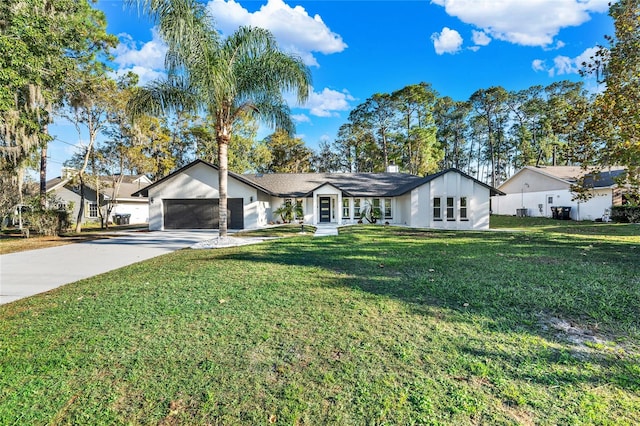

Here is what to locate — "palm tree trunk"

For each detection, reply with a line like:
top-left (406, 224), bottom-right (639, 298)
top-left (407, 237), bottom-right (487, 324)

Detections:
top-left (218, 138), bottom-right (228, 238)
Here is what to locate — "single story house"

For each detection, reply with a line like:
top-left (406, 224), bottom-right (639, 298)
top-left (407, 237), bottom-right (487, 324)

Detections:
top-left (46, 169), bottom-right (152, 225)
top-left (491, 166), bottom-right (627, 221)
top-left (133, 159), bottom-right (503, 231)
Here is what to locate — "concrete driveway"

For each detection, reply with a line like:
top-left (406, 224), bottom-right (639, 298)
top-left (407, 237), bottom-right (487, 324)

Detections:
top-left (0, 230), bottom-right (218, 305)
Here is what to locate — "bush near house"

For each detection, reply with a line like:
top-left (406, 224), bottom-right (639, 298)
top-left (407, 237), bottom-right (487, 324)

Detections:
top-left (23, 208), bottom-right (72, 236)
top-left (611, 205), bottom-right (640, 223)
top-left (16, 195), bottom-right (73, 237)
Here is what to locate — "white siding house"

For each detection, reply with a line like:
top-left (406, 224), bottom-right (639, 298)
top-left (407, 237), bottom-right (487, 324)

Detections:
top-left (491, 166), bottom-right (626, 221)
top-left (134, 160), bottom-right (503, 231)
top-left (46, 172), bottom-right (152, 225)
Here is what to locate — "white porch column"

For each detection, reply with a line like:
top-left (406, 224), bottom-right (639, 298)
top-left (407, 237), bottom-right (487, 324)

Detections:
top-left (312, 193), bottom-right (318, 225)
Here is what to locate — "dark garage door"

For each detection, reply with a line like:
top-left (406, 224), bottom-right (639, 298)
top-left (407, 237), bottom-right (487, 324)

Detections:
top-left (163, 198), bottom-right (244, 229)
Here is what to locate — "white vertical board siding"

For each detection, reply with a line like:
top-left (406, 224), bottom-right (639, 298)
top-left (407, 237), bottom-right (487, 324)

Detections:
top-left (394, 193), bottom-right (412, 226)
top-left (147, 162), bottom-right (259, 230)
top-left (410, 184), bottom-right (430, 228)
top-left (423, 171), bottom-right (490, 230)
top-left (492, 187), bottom-right (613, 220)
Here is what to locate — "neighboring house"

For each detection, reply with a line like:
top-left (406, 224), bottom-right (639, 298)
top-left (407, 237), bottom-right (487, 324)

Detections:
top-left (491, 166), bottom-right (627, 221)
top-left (133, 159), bottom-right (503, 231)
top-left (46, 169), bottom-right (152, 225)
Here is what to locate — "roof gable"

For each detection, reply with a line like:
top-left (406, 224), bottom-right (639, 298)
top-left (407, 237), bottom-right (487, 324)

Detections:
top-left (404, 168), bottom-right (505, 197)
top-left (131, 159), bottom-right (271, 197)
top-left (499, 166), bottom-right (626, 192)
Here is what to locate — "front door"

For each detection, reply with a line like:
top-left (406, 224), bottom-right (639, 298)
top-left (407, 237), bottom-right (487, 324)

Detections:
top-left (319, 197), bottom-right (331, 223)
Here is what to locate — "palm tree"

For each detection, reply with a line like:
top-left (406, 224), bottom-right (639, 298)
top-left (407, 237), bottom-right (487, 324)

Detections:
top-left (127, 0), bottom-right (311, 237)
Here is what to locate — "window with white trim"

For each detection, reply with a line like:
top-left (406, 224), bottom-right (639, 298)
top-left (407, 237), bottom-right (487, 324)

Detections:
top-left (459, 197), bottom-right (468, 221)
top-left (295, 199), bottom-right (304, 220)
top-left (372, 198), bottom-right (381, 218)
top-left (87, 203), bottom-right (98, 218)
top-left (342, 198), bottom-right (350, 219)
top-left (384, 199), bottom-right (392, 219)
top-left (446, 197), bottom-right (455, 221)
top-left (354, 198), bottom-right (361, 218)
top-left (433, 197), bottom-right (442, 221)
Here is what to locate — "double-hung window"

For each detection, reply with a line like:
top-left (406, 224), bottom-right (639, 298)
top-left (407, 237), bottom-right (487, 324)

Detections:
top-left (446, 197), bottom-right (455, 221)
top-left (372, 198), bottom-right (381, 219)
top-left (354, 198), bottom-right (361, 218)
top-left (295, 199), bottom-right (304, 220)
top-left (433, 197), bottom-right (442, 221)
top-left (384, 199), bottom-right (392, 219)
top-left (459, 197), bottom-right (468, 220)
top-left (342, 198), bottom-right (350, 219)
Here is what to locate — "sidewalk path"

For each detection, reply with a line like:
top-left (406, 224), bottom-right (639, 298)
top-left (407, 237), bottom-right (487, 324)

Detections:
top-left (314, 224), bottom-right (339, 237)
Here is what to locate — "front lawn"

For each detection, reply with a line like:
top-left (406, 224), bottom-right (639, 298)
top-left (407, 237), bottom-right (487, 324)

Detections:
top-left (0, 224), bottom-right (148, 255)
top-left (1, 225), bottom-right (639, 424)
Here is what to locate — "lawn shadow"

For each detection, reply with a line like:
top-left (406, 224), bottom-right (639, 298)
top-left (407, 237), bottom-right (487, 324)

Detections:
top-left (203, 226), bottom-right (640, 392)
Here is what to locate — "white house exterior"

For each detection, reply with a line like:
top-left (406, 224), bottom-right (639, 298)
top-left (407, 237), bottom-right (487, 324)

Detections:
top-left (491, 166), bottom-right (626, 221)
top-left (46, 172), bottom-right (152, 225)
top-left (134, 160), bottom-right (503, 231)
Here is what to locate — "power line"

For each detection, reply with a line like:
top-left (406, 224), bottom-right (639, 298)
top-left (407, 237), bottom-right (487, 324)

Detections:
top-left (45, 157), bottom-right (66, 165)
top-left (50, 137), bottom-right (85, 150)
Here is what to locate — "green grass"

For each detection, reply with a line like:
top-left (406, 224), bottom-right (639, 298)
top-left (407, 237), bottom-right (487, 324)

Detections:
top-left (491, 214), bottom-right (640, 239)
top-left (1, 223), bottom-right (639, 424)
top-left (234, 223), bottom-right (317, 238)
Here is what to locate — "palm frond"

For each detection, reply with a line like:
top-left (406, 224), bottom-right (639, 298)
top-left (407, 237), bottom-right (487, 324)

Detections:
top-left (127, 77), bottom-right (198, 121)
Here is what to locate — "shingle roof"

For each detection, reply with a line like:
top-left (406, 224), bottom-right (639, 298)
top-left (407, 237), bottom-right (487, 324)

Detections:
top-left (582, 168), bottom-right (627, 188)
top-left (46, 175), bottom-right (151, 198)
top-left (45, 177), bottom-right (67, 192)
top-left (522, 166), bottom-right (626, 187)
top-left (242, 172), bottom-right (424, 197)
top-left (529, 166), bottom-right (590, 182)
top-left (132, 159), bottom-right (504, 198)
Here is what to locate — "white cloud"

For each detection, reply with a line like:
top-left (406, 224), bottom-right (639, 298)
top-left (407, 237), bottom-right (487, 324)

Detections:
top-left (431, 0), bottom-right (610, 47)
top-left (113, 30), bottom-right (166, 70)
top-left (111, 66), bottom-right (166, 86)
top-left (552, 56), bottom-right (575, 76)
top-left (111, 30), bottom-right (167, 85)
top-left (472, 30), bottom-right (491, 46)
top-left (304, 87), bottom-right (355, 117)
top-left (431, 27), bottom-right (463, 55)
top-left (532, 46), bottom-right (601, 77)
top-left (531, 59), bottom-right (546, 72)
top-left (292, 113), bottom-right (310, 123)
top-left (207, 0), bottom-right (347, 67)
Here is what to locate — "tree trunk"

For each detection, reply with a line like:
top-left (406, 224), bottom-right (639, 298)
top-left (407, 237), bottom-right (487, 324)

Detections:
top-left (39, 134), bottom-right (47, 210)
top-left (218, 137), bottom-right (229, 238)
top-left (75, 172), bottom-right (85, 233)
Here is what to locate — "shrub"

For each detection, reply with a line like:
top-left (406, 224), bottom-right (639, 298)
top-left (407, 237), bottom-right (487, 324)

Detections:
top-left (21, 194), bottom-right (73, 236)
top-left (24, 208), bottom-right (72, 236)
top-left (610, 205), bottom-right (640, 223)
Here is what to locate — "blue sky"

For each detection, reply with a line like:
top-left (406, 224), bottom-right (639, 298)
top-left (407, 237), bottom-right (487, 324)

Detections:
top-left (47, 0), bottom-right (614, 178)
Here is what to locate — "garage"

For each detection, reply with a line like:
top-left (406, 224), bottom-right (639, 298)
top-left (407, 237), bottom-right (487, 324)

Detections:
top-left (163, 198), bottom-right (244, 229)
